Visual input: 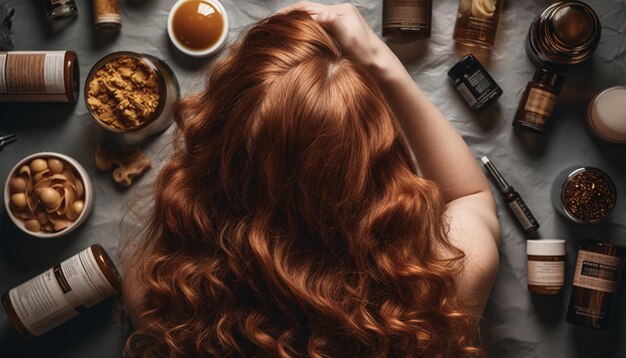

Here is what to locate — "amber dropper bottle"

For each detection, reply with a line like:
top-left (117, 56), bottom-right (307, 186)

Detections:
top-left (481, 156), bottom-right (540, 233)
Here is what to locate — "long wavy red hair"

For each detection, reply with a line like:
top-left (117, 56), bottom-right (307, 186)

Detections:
top-left (123, 10), bottom-right (482, 357)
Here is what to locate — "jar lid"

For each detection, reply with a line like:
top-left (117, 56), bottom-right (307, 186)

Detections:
top-left (588, 86), bottom-right (626, 143)
top-left (551, 4), bottom-right (597, 47)
top-left (533, 68), bottom-right (565, 94)
top-left (527, 239), bottom-right (566, 256)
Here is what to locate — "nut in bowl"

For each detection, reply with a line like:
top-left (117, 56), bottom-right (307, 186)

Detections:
top-left (4, 152), bottom-right (94, 239)
top-left (85, 51), bottom-right (180, 141)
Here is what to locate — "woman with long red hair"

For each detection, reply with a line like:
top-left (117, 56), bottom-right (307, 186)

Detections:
top-left (122, 2), bottom-right (500, 356)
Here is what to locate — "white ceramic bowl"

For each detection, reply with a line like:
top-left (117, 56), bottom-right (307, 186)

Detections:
top-left (167, 0), bottom-right (229, 58)
top-left (4, 152), bottom-right (95, 239)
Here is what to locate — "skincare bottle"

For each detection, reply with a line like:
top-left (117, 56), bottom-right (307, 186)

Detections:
top-left (2, 245), bottom-right (120, 337)
top-left (453, 0), bottom-right (504, 48)
top-left (567, 240), bottom-right (624, 329)
top-left (93, 0), bottom-right (122, 30)
top-left (513, 68), bottom-right (564, 133)
top-left (0, 51), bottom-right (79, 103)
top-left (382, 0), bottom-right (432, 40)
top-left (481, 156), bottom-right (539, 233)
top-left (527, 240), bottom-right (566, 295)
top-left (44, 0), bottom-right (78, 20)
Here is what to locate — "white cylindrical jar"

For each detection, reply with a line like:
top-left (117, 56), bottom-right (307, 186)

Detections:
top-left (527, 239), bottom-right (566, 295)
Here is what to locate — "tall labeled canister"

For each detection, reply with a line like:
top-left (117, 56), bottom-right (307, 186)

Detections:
top-left (567, 240), bottom-right (624, 329)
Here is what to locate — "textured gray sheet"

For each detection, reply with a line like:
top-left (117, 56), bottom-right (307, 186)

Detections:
top-left (1, 0), bottom-right (625, 357)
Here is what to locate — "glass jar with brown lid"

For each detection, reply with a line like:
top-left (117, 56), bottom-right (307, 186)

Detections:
top-left (526, 1), bottom-right (601, 70)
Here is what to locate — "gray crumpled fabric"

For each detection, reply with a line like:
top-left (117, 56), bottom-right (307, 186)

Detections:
top-left (0, 3), bottom-right (14, 50)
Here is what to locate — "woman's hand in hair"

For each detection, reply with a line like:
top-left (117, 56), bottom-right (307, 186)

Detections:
top-left (278, 1), bottom-right (400, 77)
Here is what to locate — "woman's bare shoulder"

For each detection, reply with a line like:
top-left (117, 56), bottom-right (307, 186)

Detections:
top-left (445, 192), bottom-right (501, 316)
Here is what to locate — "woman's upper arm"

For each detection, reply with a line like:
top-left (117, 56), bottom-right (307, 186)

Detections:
top-left (446, 192), bottom-right (501, 316)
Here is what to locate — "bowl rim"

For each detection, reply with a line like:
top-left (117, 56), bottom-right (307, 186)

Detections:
top-left (4, 152), bottom-right (93, 239)
top-left (167, 0), bottom-right (230, 58)
top-left (84, 51), bottom-right (167, 133)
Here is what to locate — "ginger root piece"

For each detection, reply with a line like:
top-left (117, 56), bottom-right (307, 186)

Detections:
top-left (95, 144), bottom-right (151, 187)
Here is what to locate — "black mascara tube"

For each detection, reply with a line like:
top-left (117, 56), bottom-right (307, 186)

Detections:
top-left (481, 156), bottom-right (540, 233)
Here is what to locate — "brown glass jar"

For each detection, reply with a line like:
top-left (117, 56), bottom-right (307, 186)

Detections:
top-left (551, 167), bottom-right (617, 224)
top-left (526, 1), bottom-right (601, 70)
top-left (2, 245), bottom-right (121, 338)
top-left (513, 68), bottom-right (564, 133)
top-left (382, 0), bottom-right (432, 40)
top-left (93, 0), bottom-right (122, 30)
top-left (0, 51), bottom-right (79, 103)
top-left (527, 240), bottom-right (566, 295)
top-left (567, 240), bottom-right (624, 329)
top-left (453, 0), bottom-right (504, 49)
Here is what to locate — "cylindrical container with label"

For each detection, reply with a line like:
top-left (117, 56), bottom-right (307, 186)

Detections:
top-left (447, 54), bottom-right (503, 112)
top-left (586, 86), bottom-right (626, 144)
top-left (513, 68), bottom-right (564, 133)
top-left (0, 51), bottom-right (79, 103)
top-left (527, 239), bottom-right (566, 295)
top-left (1, 245), bottom-right (121, 338)
top-left (567, 240), bottom-right (624, 329)
top-left (453, 0), bottom-right (504, 49)
top-left (93, 0), bottom-right (121, 30)
top-left (526, 1), bottom-right (601, 70)
top-left (382, 0), bottom-right (432, 40)
top-left (551, 166), bottom-right (616, 224)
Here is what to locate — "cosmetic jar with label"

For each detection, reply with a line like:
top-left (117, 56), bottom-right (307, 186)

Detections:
top-left (527, 240), bottom-right (566, 295)
top-left (513, 68), bottom-right (564, 133)
top-left (0, 51), bottom-right (79, 103)
top-left (567, 240), bottom-right (624, 329)
top-left (2, 245), bottom-right (121, 337)
top-left (453, 0), bottom-right (503, 48)
top-left (526, 1), bottom-right (601, 70)
top-left (586, 86), bottom-right (626, 144)
top-left (551, 167), bottom-right (616, 224)
top-left (382, 0), bottom-right (432, 40)
top-left (447, 54), bottom-right (503, 112)
top-left (93, 0), bottom-right (121, 30)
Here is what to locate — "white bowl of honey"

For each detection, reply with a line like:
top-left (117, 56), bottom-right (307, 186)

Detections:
top-left (167, 0), bottom-right (229, 58)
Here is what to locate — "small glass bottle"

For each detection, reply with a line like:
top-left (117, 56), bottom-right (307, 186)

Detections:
top-left (93, 0), bottom-right (122, 30)
top-left (513, 68), bottom-right (564, 133)
top-left (0, 51), bottom-right (80, 103)
top-left (2, 245), bottom-right (120, 337)
top-left (44, 0), bottom-right (78, 20)
top-left (567, 240), bottom-right (624, 329)
top-left (527, 240), bottom-right (566, 295)
top-left (453, 0), bottom-right (504, 48)
top-left (382, 0), bottom-right (432, 40)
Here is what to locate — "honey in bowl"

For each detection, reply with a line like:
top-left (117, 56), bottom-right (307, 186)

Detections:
top-left (172, 0), bottom-right (224, 51)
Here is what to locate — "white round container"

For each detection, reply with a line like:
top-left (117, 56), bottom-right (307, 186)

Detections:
top-left (167, 0), bottom-right (229, 58)
top-left (586, 86), bottom-right (626, 144)
top-left (4, 152), bottom-right (95, 239)
top-left (527, 239), bottom-right (566, 295)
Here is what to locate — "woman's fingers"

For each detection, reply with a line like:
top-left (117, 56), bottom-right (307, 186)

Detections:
top-left (276, 1), bottom-right (322, 15)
